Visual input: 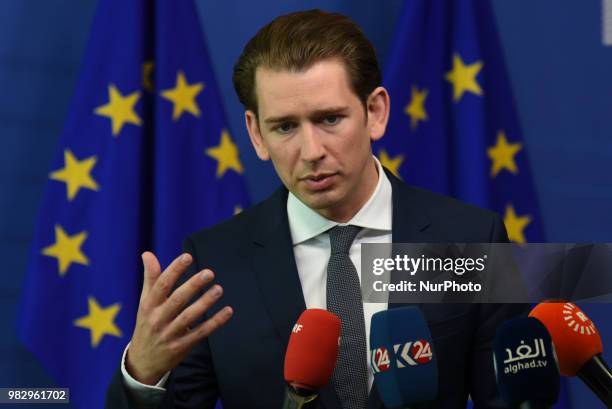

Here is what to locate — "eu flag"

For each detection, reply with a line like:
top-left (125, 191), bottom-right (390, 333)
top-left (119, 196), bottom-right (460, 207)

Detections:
top-left (17, 1), bottom-right (250, 408)
top-left (377, 0), bottom-right (571, 407)
top-left (377, 0), bottom-right (545, 245)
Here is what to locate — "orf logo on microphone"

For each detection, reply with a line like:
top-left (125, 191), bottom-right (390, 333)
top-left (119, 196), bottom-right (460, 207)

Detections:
top-left (371, 347), bottom-right (391, 373)
top-left (292, 323), bottom-right (303, 334)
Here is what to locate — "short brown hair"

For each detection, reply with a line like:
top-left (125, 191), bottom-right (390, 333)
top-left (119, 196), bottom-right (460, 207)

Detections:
top-left (232, 9), bottom-right (382, 115)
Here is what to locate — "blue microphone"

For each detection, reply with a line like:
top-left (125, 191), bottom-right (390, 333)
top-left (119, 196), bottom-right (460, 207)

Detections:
top-left (370, 307), bottom-right (438, 409)
top-left (493, 317), bottom-right (560, 409)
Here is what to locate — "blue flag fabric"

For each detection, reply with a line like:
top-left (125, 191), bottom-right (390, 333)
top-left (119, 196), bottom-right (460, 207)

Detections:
top-left (17, 1), bottom-right (250, 408)
top-left (377, 0), bottom-right (545, 246)
top-left (377, 0), bottom-right (570, 407)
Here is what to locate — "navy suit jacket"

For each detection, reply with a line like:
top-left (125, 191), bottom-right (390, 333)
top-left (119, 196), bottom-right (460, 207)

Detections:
top-left (106, 170), bottom-right (525, 409)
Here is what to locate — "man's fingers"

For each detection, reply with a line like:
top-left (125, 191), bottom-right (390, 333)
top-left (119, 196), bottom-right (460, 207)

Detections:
top-left (158, 269), bottom-right (215, 324)
top-left (166, 283), bottom-right (223, 337)
top-left (182, 306), bottom-right (233, 347)
top-left (141, 251), bottom-right (162, 297)
top-left (148, 253), bottom-right (193, 305)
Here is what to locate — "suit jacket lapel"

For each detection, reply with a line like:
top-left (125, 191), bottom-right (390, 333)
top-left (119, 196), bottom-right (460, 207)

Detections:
top-left (249, 187), bottom-right (342, 409)
top-left (386, 170), bottom-right (432, 310)
top-left (251, 187), bottom-right (306, 346)
top-left (367, 170), bottom-right (434, 409)
top-left (387, 169), bottom-right (431, 244)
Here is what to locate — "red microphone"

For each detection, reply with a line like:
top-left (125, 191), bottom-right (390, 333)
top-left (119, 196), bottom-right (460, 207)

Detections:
top-left (283, 309), bottom-right (340, 408)
top-left (530, 302), bottom-right (611, 406)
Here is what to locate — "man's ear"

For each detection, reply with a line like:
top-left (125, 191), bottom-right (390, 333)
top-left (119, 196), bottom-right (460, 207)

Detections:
top-left (366, 86), bottom-right (390, 142)
top-left (245, 110), bottom-right (270, 160)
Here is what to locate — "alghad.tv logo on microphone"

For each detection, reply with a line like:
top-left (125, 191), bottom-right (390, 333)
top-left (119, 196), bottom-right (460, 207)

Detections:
top-left (502, 338), bottom-right (551, 375)
top-left (371, 340), bottom-right (433, 373)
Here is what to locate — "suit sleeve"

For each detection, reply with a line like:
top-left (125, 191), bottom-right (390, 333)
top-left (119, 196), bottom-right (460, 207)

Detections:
top-left (468, 214), bottom-right (530, 409)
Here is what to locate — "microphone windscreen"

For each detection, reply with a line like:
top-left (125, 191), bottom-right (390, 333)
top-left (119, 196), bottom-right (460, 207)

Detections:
top-left (493, 317), bottom-right (560, 406)
top-left (370, 307), bottom-right (438, 409)
top-left (529, 302), bottom-right (603, 376)
top-left (284, 309), bottom-right (340, 390)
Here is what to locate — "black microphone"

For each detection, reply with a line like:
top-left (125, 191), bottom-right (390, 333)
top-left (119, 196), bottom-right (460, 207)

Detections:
top-left (578, 355), bottom-right (612, 408)
top-left (282, 388), bottom-right (318, 409)
top-left (493, 317), bottom-right (560, 409)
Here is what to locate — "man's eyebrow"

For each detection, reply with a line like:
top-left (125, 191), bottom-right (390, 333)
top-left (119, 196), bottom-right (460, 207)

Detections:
top-left (263, 115), bottom-right (298, 125)
top-left (263, 107), bottom-right (350, 125)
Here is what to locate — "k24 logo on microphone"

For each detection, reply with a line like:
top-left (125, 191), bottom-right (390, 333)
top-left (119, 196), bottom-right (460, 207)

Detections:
top-left (371, 340), bottom-right (433, 373)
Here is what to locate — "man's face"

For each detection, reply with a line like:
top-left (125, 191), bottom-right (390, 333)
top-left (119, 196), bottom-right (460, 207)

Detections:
top-left (245, 59), bottom-right (389, 221)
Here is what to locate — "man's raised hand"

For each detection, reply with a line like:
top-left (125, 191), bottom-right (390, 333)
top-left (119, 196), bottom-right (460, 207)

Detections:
top-left (125, 251), bottom-right (233, 385)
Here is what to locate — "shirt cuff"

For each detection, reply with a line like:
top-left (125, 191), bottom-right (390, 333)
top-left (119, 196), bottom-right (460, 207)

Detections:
top-left (121, 342), bottom-right (170, 406)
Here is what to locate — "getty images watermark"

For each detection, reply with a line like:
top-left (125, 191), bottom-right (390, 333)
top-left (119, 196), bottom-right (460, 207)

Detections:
top-left (361, 243), bottom-right (612, 303)
top-left (371, 253), bottom-right (487, 293)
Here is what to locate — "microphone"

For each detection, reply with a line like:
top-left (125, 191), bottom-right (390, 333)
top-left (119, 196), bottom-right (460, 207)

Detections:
top-left (282, 309), bottom-right (340, 409)
top-left (370, 306), bottom-right (438, 409)
top-left (530, 302), bottom-right (612, 407)
top-left (493, 317), bottom-right (560, 409)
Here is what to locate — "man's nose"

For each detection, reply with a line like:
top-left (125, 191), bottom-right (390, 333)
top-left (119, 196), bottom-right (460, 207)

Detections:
top-left (300, 124), bottom-right (326, 163)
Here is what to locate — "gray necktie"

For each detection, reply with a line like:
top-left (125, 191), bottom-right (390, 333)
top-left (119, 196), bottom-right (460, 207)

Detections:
top-left (326, 225), bottom-right (368, 409)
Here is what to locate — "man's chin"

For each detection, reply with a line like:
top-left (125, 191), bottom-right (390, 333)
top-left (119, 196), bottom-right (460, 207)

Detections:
top-left (296, 190), bottom-right (340, 210)
top-left (297, 190), bottom-right (352, 216)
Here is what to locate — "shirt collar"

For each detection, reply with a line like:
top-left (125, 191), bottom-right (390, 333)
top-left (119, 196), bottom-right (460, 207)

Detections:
top-left (287, 156), bottom-right (393, 245)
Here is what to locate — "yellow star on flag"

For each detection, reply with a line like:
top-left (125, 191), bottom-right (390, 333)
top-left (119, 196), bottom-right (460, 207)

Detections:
top-left (74, 296), bottom-right (122, 348)
top-left (234, 205), bottom-right (243, 215)
top-left (487, 131), bottom-right (522, 177)
top-left (143, 61), bottom-right (155, 92)
top-left (378, 149), bottom-right (404, 179)
top-left (445, 53), bottom-right (483, 102)
top-left (41, 225), bottom-right (89, 276)
top-left (161, 70), bottom-right (204, 120)
top-left (94, 84), bottom-right (142, 136)
top-left (49, 149), bottom-right (99, 201)
top-left (206, 129), bottom-right (244, 178)
top-left (404, 86), bottom-right (428, 129)
top-left (504, 204), bottom-right (531, 244)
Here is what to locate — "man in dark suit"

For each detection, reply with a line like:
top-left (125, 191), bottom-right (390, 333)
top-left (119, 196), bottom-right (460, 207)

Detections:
top-left (107, 9), bottom-right (522, 409)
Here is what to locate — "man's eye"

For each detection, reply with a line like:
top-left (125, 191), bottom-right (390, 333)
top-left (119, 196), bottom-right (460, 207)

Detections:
top-left (274, 123), bottom-right (295, 134)
top-left (323, 115), bottom-right (341, 126)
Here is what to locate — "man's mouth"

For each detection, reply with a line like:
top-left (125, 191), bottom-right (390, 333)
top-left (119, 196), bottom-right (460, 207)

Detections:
top-left (301, 172), bottom-right (338, 191)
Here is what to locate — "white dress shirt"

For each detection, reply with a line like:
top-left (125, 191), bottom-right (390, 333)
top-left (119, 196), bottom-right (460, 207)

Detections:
top-left (122, 156), bottom-right (392, 400)
top-left (288, 156), bottom-right (392, 390)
